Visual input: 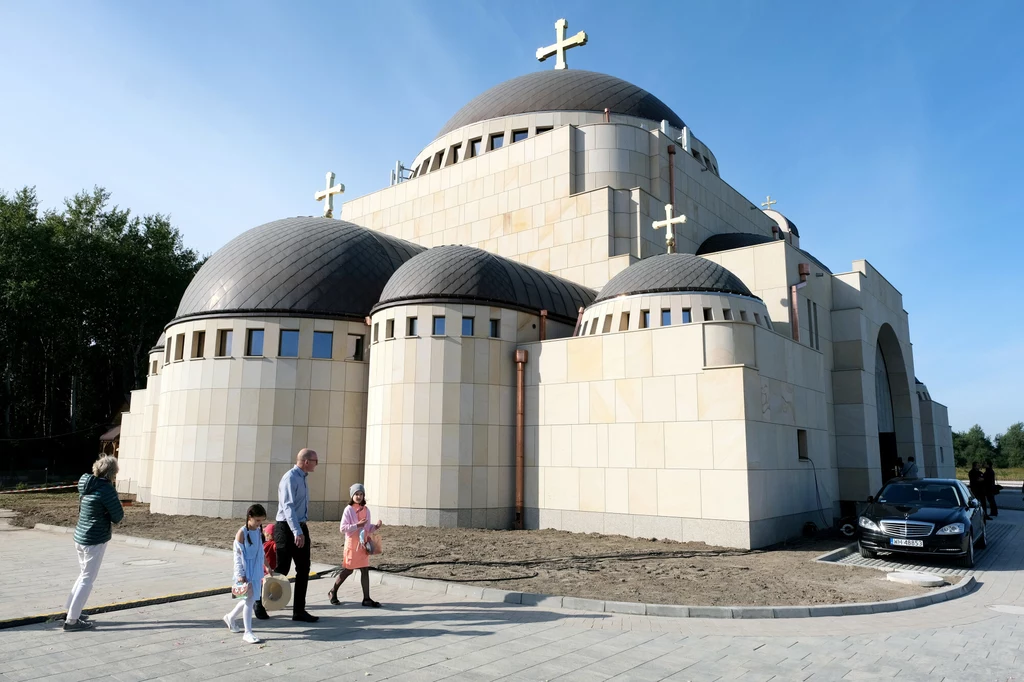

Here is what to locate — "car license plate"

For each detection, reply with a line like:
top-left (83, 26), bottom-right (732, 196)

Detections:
top-left (890, 538), bottom-right (924, 547)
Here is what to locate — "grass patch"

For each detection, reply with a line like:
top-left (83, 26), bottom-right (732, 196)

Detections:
top-left (955, 467), bottom-right (1024, 482)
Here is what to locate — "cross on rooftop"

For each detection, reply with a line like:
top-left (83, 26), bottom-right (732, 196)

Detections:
top-left (536, 18), bottom-right (587, 70)
top-left (653, 204), bottom-right (687, 254)
top-left (315, 171), bottom-right (345, 219)
top-left (761, 195), bottom-right (777, 211)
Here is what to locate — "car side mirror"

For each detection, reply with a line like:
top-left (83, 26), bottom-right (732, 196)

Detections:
top-left (866, 496), bottom-right (874, 504)
top-left (969, 498), bottom-right (980, 509)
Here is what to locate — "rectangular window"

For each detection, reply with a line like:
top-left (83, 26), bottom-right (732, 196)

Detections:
top-left (739, 310), bottom-right (748, 322)
top-left (619, 312), bottom-right (630, 331)
top-left (469, 138), bottom-right (482, 158)
top-left (535, 126), bottom-right (553, 135)
top-left (512, 129), bottom-right (528, 143)
top-left (589, 320), bottom-right (598, 335)
top-left (940, 446), bottom-right (944, 462)
top-left (813, 302), bottom-right (820, 350)
top-left (420, 158), bottom-right (431, 175)
top-left (462, 316), bottom-right (474, 336)
top-left (765, 317), bottom-right (773, 330)
top-left (723, 308), bottom-right (733, 321)
top-left (692, 148), bottom-right (701, 160)
top-left (346, 334), bottom-right (364, 362)
top-left (246, 329), bottom-right (264, 357)
top-left (702, 154), bottom-right (711, 168)
top-left (385, 319), bottom-right (395, 339)
top-left (151, 360), bottom-right (157, 375)
top-left (432, 316), bottom-right (446, 336)
top-left (489, 319), bottom-right (500, 338)
top-left (448, 143), bottom-right (462, 165)
top-left (312, 331), bottom-right (333, 359)
top-left (580, 320), bottom-right (588, 336)
top-left (797, 429), bottom-right (809, 460)
top-left (754, 312), bottom-right (762, 325)
top-left (191, 331), bottom-right (206, 359)
top-left (408, 317), bottom-right (418, 336)
top-left (682, 308), bottom-right (692, 323)
top-left (661, 309), bottom-right (671, 326)
top-left (489, 133), bottom-right (504, 150)
top-left (640, 310), bottom-right (650, 329)
top-left (703, 307), bottom-right (713, 321)
top-left (601, 314), bottom-right (613, 333)
top-left (279, 330), bottom-right (299, 357)
top-left (431, 150), bottom-right (444, 172)
top-left (216, 329), bottom-right (233, 357)
top-left (806, 299), bottom-right (813, 347)
top-left (373, 322), bottom-right (379, 343)
top-left (174, 333), bottom-right (185, 361)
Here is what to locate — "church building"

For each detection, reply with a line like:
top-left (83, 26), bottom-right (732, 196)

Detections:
top-left (116, 21), bottom-right (954, 549)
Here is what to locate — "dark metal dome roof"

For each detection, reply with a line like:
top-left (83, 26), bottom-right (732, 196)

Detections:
top-left (375, 245), bottom-right (596, 324)
top-left (595, 253), bottom-right (754, 302)
top-left (438, 70), bottom-right (686, 138)
top-left (175, 217), bottom-right (424, 322)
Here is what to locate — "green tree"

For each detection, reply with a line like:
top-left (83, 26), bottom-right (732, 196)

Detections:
top-left (996, 423), bottom-right (1024, 468)
top-left (953, 424), bottom-right (998, 468)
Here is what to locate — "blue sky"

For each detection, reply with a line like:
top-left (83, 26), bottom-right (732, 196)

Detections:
top-left (1, 1), bottom-right (1021, 436)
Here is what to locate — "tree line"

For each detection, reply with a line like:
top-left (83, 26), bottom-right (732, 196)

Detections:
top-left (953, 423), bottom-right (1024, 469)
top-left (0, 187), bottom-right (202, 478)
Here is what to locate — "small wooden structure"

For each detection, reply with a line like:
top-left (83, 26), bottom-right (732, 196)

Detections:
top-left (99, 425), bottom-right (121, 456)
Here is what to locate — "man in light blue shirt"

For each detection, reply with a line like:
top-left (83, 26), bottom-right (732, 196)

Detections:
top-left (268, 448), bottom-right (318, 622)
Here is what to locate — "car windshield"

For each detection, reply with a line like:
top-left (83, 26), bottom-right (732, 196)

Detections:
top-left (878, 482), bottom-right (962, 507)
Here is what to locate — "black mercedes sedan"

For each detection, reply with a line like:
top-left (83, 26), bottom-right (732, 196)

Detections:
top-left (858, 478), bottom-right (986, 568)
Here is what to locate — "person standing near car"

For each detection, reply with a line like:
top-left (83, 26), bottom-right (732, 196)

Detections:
top-left (983, 460), bottom-right (999, 518)
top-left (900, 456), bottom-right (920, 479)
top-left (969, 462), bottom-right (990, 519)
top-left (270, 448), bottom-right (319, 623)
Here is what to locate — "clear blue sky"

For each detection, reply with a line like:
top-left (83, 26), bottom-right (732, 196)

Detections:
top-left (1, 1), bottom-right (1021, 437)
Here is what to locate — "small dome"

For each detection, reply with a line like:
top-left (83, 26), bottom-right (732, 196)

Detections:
top-left (596, 253), bottom-right (754, 301)
top-left (438, 70), bottom-right (685, 138)
top-left (375, 245), bottom-right (596, 324)
top-left (175, 217), bottom-right (424, 322)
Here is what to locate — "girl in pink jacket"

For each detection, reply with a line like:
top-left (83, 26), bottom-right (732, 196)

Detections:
top-left (327, 483), bottom-right (382, 607)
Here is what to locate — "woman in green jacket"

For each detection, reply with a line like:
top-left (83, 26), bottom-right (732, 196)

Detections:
top-left (63, 455), bottom-right (124, 631)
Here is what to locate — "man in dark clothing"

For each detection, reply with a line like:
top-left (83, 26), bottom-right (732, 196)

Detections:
top-left (983, 461), bottom-right (999, 518)
top-left (968, 462), bottom-right (989, 519)
top-left (269, 448), bottom-right (319, 623)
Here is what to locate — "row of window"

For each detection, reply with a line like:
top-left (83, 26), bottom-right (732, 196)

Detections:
top-left (157, 329), bottom-right (365, 374)
top-left (578, 307), bottom-right (773, 336)
top-left (372, 316), bottom-right (501, 342)
top-left (691, 147), bottom-right (719, 175)
top-left (410, 126), bottom-right (554, 179)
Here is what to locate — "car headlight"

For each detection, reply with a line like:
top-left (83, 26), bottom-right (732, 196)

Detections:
top-left (858, 517), bottom-right (879, 531)
top-left (936, 523), bottom-right (965, 535)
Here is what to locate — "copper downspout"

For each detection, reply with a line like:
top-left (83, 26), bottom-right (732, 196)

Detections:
top-left (667, 144), bottom-right (676, 205)
top-left (572, 306), bottom-right (584, 336)
top-left (604, 107), bottom-right (610, 122)
top-left (789, 263), bottom-right (810, 341)
top-left (514, 349), bottom-right (528, 530)
top-left (539, 310), bottom-right (548, 341)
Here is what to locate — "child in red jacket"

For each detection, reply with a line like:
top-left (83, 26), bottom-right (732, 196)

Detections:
top-left (253, 523), bottom-right (277, 620)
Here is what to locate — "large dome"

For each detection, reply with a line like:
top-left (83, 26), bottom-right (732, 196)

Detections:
top-left (374, 245), bottom-right (595, 324)
top-left (438, 70), bottom-right (686, 138)
top-left (175, 217), bottom-right (424, 322)
top-left (596, 253), bottom-right (754, 302)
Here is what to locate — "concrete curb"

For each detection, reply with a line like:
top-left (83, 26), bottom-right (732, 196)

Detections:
top-left (813, 542), bottom-right (858, 563)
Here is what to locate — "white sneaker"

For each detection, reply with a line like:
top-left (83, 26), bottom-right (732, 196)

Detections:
top-left (223, 615), bottom-right (241, 633)
top-left (242, 632), bottom-right (261, 644)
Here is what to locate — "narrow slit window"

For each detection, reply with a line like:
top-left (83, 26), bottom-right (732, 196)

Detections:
top-left (373, 322), bottom-right (379, 343)
top-left (312, 331), bottom-right (333, 359)
top-left (641, 310), bottom-right (650, 329)
top-left (191, 331), bottom-right (206, 359)
top-left (407, 317), bottom-right (418, 336)
top-left (601, 315), bottom-right (613, 333)
top-left (420, 158), bottom-right (431, 175)
top-left (512, 129), bottom-right (528, 143)
top-left (754, 312), bottom-right (762, 326)
top-left (174, 333), bottom-right (185, 361)
top-left (430, 150), bottom-right (444, 172)
top-left (279, 330), bottom-right (299, 357)
top-left (216, 329), bottom-right (233, 357)
top-left (245, 329), bottom-right (264, 357)
top-left (765, 317), bottom-right (774, 330)
top-left (385, 319), bottom-right (395, 339)
top-left (580, 320), bottom-right (588, 336)
top-left (489, 319), bottom-right (500, 338)
top-left (797, 429), bottom-right (809, 460)
top-left (589, 319), bottom-right (599, 335)
top-left (739, 310), bottom-right (748, 322)
top-left (682, 308), bottom-right (692, 324)
top-left (703, 308), bottom-right (713, 321)
top-left (462, 316), bottom-right (474, 336)
top-left (489, 133), bottom-right (504, 150)
top-left (813, 302), bottom-right (820, 350)
top-left (432, 316), bottom-right (446, 336)
top-left (535, 126), bottom-right (553, 135)
top-left (469, 138), bottom-right (482, 158)
top-left (346, 334), bottom-right (365, 361)
top-left (807, 299), bottom-right (813, 347)
top-left (151, 360), bottom-right (158, 375)
top-left (164, 344), bottom-right (171, 364)
top-left (448, 143), bottom-right (462, 165)
top-left (661, 309), bottom-right (671, 326)
top-left (619, 312), bottom-right (630, 331)
top-left (723, 309), bottom-right (733, 321)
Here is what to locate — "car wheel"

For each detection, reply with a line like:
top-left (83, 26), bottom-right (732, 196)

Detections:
top-left (959, 532), bottom-right (976, 569)
top-left (859, 543), bottom-right (876, 559)
top-left (976, 524), bottom-right (987, 550)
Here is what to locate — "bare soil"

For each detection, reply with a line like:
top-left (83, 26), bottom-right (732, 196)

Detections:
top-left (1, 492), bottom-right (940, 607)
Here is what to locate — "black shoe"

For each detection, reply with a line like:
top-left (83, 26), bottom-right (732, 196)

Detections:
top-left (984, 515), bottom-right (993, 520)
top-left (63, 619), bottom-right (94, 632)
top-left (292, 611), bottom-right (319, 623)
top-left (361, 598), bottom-right (381, 608)
top-left (253, 600), bottom-right (270, 620)
top-left (78, 614), bottom-right (91, 623)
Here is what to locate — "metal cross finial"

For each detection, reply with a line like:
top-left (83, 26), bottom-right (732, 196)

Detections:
top-left (652, 204), bottom-right (687, 254)
top-left (536, 18), bottom-right (588, 70)
top-left (761, 195), bottom-right (777, 211)
top-left (315, 171), bottom-right (345, 218)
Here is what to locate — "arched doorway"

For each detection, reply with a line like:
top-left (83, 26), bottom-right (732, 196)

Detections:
top-left (875, 324), bottom-right (914, 482)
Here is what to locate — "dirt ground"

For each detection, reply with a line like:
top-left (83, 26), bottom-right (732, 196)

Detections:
top-left (2, 492), bottom-right (939, 606)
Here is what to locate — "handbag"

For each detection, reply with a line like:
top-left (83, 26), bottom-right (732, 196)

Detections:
top-left (231, 579), bottom-right (250, 599)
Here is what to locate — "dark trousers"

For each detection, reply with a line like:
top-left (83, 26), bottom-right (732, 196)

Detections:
top-left (274, 522), bottom-right (311, 613)
top-left (987, 493), bottom-right (999, 516)
top-left (971, 486), bottom-right (988, 516)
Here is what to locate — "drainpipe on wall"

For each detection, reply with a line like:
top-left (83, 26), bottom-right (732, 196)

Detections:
top-left (514, 349), bottom-right (528, 530)
top-left (603, 107), bottom-right (610, 123)
top-left (572, 306), bottom-right (585, 336)
top-left (789, 263), bottom-right (810, 341)
top-left (539, 310), bottom-right (548, 341)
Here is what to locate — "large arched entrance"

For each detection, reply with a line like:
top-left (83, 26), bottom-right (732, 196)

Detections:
top-left (875, 324), bottom-right (914, 481)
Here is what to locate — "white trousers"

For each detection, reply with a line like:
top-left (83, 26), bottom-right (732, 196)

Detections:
top-left (226, 591), bottom-right (255, 636)
top-left (65, 542), bottom-right (107, 623)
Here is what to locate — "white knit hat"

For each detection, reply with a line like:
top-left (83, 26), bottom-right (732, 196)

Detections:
top-left (349, 483), bottom-right (365, 497)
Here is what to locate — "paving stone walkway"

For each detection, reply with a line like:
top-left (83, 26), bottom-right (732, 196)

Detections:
top-left (3, 513), bottom-right (1024, 681)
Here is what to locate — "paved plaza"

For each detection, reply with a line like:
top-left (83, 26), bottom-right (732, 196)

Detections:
top-left (2, 514), bottom-right (1024, 681)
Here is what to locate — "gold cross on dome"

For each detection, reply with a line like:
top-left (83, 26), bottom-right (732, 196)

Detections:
top-left (652, 204), bottom-right (687, 254)
top-left (315, 171), bottom-right (345, 219)
top-left (536, 18), bottom-right (587, 70)
top-left (761, 195), bottom-right (777, 211)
